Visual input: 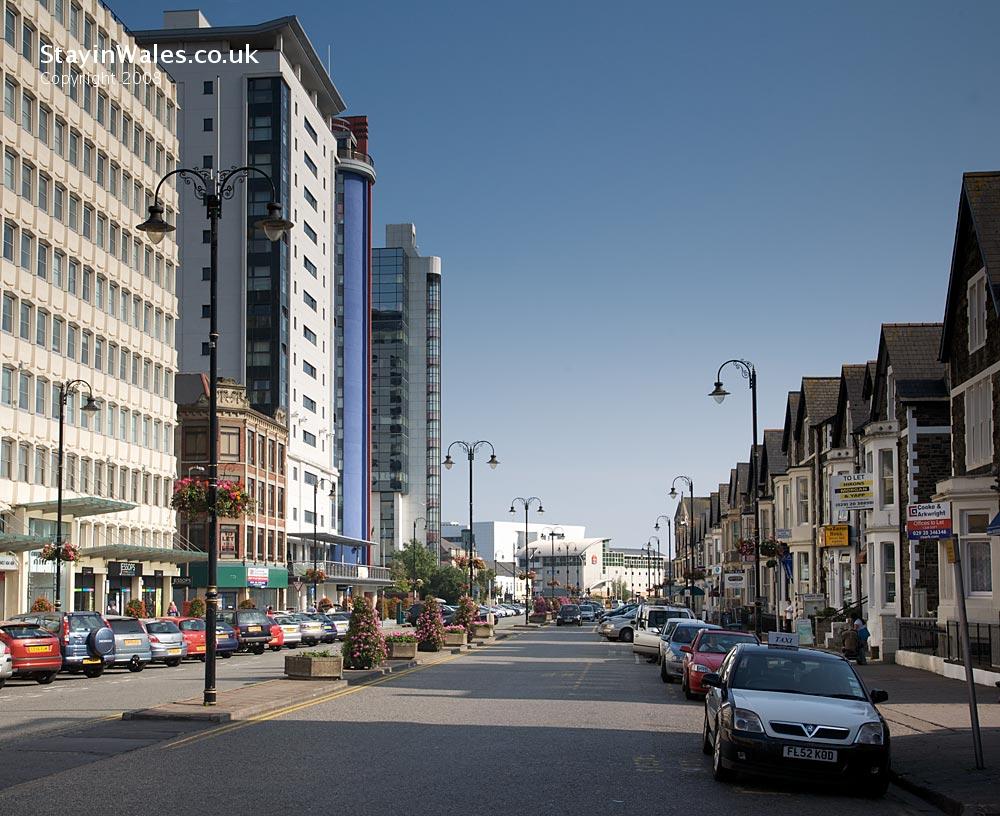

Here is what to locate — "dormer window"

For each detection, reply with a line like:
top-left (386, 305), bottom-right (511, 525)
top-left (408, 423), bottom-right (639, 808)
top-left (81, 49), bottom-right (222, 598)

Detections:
top-left (968, 268), bottom-right (987, 352)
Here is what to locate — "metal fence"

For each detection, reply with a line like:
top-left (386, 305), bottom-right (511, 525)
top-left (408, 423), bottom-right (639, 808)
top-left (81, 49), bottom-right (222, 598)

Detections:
top-left (898, 618), bottom-right (1000, 670)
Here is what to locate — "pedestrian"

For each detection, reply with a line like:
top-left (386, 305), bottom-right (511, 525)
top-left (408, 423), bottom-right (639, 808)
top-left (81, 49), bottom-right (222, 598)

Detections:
top-left (106, 599), bottom-right (116, 615)
top-left (266, 605), bottom-right (273, 615)
top-left (840, 621), bottom-right (859, 661)
top-left (167, 600), bottom-right (179, 617)
top-left (855, 618), bottom-right (870, 665)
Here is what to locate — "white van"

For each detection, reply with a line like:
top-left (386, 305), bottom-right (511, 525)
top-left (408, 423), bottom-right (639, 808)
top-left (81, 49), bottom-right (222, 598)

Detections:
top-left (632, 603), bottom-right (695, 659)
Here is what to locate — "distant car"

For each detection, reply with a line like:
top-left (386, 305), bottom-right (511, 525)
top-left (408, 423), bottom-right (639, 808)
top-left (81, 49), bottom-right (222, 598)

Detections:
top-left (267, 617), bottom-right (285, 651)
top-left (661, 621), bottom-right (719, 683)
top-left (280, 613), bottom-right (324, 646)
top-left (681, 629), bottom-right (759, 698)
top-left (0, 621), bottom-right (63, 684)
top-left (302, 613), bottom-right (337, 643)
top-left (173, 617), bottom-right (207, 660)
top-left (556, 605), bottom-right (583, 626)
top-left (214, 621), bottom-right (239, 657)
top-left (598, 609), bottom-right (639, 641)
top-left (106, 616), bottom-right (153, 672)
top-left (406, 603), bottom-right (456, 626)
top-left (220, 609), bottom-right (273, 654)
top-left (10, 611), bottom-right (115, 678)
top-left (142, 619), bottom-right (188, 666)
top-left (272, 615), bottom-right (304, 648)
top-left (324, 612), bottom-right (351, 640)
top-left (579, 606), bottom-right (597, 622)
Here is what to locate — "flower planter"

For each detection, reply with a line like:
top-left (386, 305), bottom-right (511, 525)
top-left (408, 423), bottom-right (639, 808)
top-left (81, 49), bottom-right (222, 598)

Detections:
top-left (528, 614), bottom-right (548, 624)
top-left (418, 641), bottom-right (443, 652)
top-left (471, 623), bottom-right (494, 639)
top-left (387, 641), bottom-right (418, 659)
top-left (443, 631), bottom-right (467, 647)
top-left (284, 654), bottom-right (343, 680)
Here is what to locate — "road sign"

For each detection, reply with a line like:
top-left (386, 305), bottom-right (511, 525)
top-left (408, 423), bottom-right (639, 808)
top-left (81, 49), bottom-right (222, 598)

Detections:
top-left (906, 502), bottom-right (952, 540)
top-left (830, 473), bottom-right (875, 512)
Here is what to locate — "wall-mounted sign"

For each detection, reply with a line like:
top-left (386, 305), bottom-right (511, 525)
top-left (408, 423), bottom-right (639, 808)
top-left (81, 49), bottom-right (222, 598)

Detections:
top-left (0, 555), bottom-right (18, 571)
top-left (724, 573), bottom-right (745, 589)
top-left (247, 567), bottom-right (269, 588)
top-left (109, 561), bottom-right (142, 578)
top-left (820, 524), bottom-right (850, 548)
top-left (906, 502), bottom-right (952, 540)
top-left (830, 474), bottom-right (875, 512)
top-left (172, 576), bottom-right (193, 587)
top-left (775, 528), bottom-right (792, 541)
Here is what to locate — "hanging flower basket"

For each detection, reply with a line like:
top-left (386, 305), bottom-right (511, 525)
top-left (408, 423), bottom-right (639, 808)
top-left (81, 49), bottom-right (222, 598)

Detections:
top-left (303, 568), bottom-right (327, 584)
top-left (452, 555), bottom-right (469, 569)
top-left (737, 539), bottom-right (756, 558)
top-left (547, 580), bottom-right (560, 588)
top-left (39, 542), bottom-right (78, 562)
top-left (766, 558), bottom-right (778, 569)
top-left (758, 540), bottom-right (779, 557)
top-left (470, 556), bottom-right (486, 571)
top-left (171, 477), bottom-right (254, 518)
top-left (517, 570), bottom-right (536, 581)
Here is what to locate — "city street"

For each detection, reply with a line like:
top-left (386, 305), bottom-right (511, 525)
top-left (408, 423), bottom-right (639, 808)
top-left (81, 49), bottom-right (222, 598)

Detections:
top-left (0, 626), bottom-right (940, 816)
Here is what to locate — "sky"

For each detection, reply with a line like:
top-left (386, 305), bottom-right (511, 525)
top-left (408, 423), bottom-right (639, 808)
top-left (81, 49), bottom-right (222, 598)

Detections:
top-left (110, 1), bottom-right (1000, 554)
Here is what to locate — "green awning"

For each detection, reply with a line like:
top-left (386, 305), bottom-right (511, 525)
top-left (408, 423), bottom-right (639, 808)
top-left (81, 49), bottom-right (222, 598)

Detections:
top-left (16, 497), bottom-right (136, 518)
top-left (82, 544), bottom-right (208, 564)
top-left (0, 533), bottom-right (52, 553)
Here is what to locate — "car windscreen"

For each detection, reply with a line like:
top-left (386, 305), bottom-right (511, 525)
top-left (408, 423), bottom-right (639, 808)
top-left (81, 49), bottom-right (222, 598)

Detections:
top-left (329, 613), bottom-right (350, 622)
top-left (178, 619), bottom-right (207, 631)
top-left (669, 625), bottom-right (703, 644)
top-left (646, 610), bottom-right (671, 628)
top-left (238, 611), bottom-right (270, 625)
top-left (561, 606), bottom-right (580, 613)
top-left (1, 625), bottom-right (52, 638)
top-left (697, 633), bottom-right (756, 654)
top-left (731, 652), bottom-right (867, 700)
top-left (109, 619), bottom-right (145, 634)
top-left (145, 620), bottom-right (180, 634)
top-left (69, 614), bottom-right (105, 632)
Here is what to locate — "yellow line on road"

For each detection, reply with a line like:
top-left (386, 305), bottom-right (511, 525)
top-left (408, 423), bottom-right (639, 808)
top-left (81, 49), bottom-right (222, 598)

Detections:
top-left (164, 650), bottom-right (467, 750)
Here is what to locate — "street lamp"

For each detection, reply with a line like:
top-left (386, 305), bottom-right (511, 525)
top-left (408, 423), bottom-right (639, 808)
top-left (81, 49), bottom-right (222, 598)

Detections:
top-left (510, 496), bottom-right (544, 623)
top-left (643, 539), bottom-right (654, 598)
top-left (669, 476), bottom-right (695, 604)
top-left (310, 478), bottom-right (336, 606)
top-left (647, 536), bottom-right (660, 598)
top-left (711, 358), bottom-right (762, 636)
top-left (541, 526), bottom-right (565, 599)
top-left (138, 164), bottom-right (291, 707)
top-left (54, 379), bottom-right (99, 610)
top-left (444, 441), bottom-right (498, 596)
top-left (654, 515), bottom-right (673, 600)
top-left (412, 515), bottom-right (427, 546)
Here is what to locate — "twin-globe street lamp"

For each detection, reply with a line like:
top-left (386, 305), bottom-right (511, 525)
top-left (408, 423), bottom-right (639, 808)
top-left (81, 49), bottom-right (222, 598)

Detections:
top-left (709, 358), bottom-right (762, 637)
top-left (509, 497), bottom-right (544, 623)
top-left (443, 441), bottom-right (498, 596)
top-left (310, 478), bottom-right (336, 606)
top-left (669, 476), bottom-right (695, 602)
top-left (654, 514), bottom-right (674, 599)
top-left (137, 164), bottom-right (292, 706)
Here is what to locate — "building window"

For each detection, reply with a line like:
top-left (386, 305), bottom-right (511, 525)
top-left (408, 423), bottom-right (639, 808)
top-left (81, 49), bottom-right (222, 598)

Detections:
top-left (183, 429), bottom-right (208, 460)
top-left (202, 80), bottom-right (214, 95)
top-left (220, 428), bottom-right (240, 461)
top-left (303, 430), bottom-right (317, 447)
top-left (968, 270), bottom-right (987, 352)
top-left (303, 360), bottom-right (316, 378)
top-left (303, 291), bottom-right (317, 311)
top-left (795, 476), bottom-right (809, 525)
top-left (882, 542), bottom-right (896, 603)
top-left (203, 117), bottom-right (213, 132)
top-left (962, 512), bottom-right (992, 594)
top-left (878, 448), bottom-right (894, 508)
top-left (964, 376), bottom-right (993, 470)
top-left (303, 325), bottom-right (317, 345)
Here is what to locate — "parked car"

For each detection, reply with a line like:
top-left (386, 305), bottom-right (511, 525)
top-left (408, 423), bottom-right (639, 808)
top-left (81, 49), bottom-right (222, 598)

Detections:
top-left (323, 612), bottom-right (351, 640)
top-left (598, 602), bottom-right (637, 624)
top-left (302, 613), bottom-right (337, 643)
top-left (578, 605), bottom-right (598, 622)
top-left (142, 619), bottom-right (188, 666)
top-left (0, 639), bottom-right (12, 687)
top-left (556, 604), bottom-right (583, 626)
top-left (10, 611), bottom-right (115, 677)
top-left (681, 629), bottom-right (759, 699)
top-left (406, 602), bottom-right (456, 626)
top-left (267, 617), bottom-right (285, 651)
top-left (702, 642), bottom-right (890, 797)
top-left (661, 620), bottom-right (718, 682)
top-left (106, 616), bottom-right (153, 672)
top-left (214, 621), bottom-right (239, 657)
top-left (271, 615), bottom-right (303, 648)
top-left (278, 613), bottom-right (324, 646)
top-left (598, 610), bottom-right (637, 642)
top-left (173, 617), bottom-right (207, 660)
top-left (0, 621), bottom-right (62, 684)
top-left (220, 609), bottom-right (273, 654)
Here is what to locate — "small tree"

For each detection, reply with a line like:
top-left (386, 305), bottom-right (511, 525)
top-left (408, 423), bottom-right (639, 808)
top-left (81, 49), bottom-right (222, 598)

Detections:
top-left (238, 598), bottom-right (256, 609)
top-left (341, 596), bottom-right (386, 669)
top-left (415, 595), bottom-right (445, 650)
top-left (187, 597), bottom-right (206, 617)
top-left (532, 597), bottom-right (547, 615)
top-left (453, 595), bottom-right (478, 636)
top-left (30, 596), bottom-right (54, 613)
top-left (125, 598), bottom-right (148, 618)
top-left (317, 596), bottom-right (334, 613)
top-left (426, 565), bottom-right (466, 604)
top-left (390, 540), bottom-right (438, 593)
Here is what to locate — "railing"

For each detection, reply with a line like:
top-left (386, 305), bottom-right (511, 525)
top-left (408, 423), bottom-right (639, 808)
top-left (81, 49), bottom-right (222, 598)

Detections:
top-left (290, 560), bottom-right (391, 583)
top-left (899, 618), bottom-right (1000, 670)
top-left (337, 147), bottom-right (375, 167)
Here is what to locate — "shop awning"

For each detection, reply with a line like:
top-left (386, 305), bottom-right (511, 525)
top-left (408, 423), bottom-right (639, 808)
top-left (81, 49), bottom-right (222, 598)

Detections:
top-left (987, 512), bottom-right (1000, 536)
top-left (16, 497), bottom-right (136, 518)
top-left (82, 544), bottom-right (208, 564)
top-left (0, 533), bottom-right (53, 553)
top-left (286, 531), bottom-right (376, 549)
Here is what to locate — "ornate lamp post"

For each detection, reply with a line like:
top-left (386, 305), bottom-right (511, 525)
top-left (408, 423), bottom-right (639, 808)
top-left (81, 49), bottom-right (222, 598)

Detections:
top-left (443, 441), bottom-right (498, 596)
top-left (654, 515), bottom-right (673, 600)
top-left (710, 359), bottom-right (762, 636)
top-left (510, 497), bottom-right (544, 623)
top-left (310, 478), bottom-right (336, 607)
top-left (53, 380), bottom-right (99, 610)
top-left (137, 164), bottom-right (292, 705)
top-left (669, 476), bottom-right (695, 602)
top-left (412, 515), bottom-right (427, 546)
top-left (647, 536), bottom-right (661, 597)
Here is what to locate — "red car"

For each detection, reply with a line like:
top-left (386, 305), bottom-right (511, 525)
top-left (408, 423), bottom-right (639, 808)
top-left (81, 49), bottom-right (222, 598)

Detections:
top-left (0, 620), bottom-right (64, 684)
top-left (681, 629), bottom-right (759, 699)
top-left (267, 617), bottom-right (284, 652)
top-left (170, 617), bottom-right (207, 661)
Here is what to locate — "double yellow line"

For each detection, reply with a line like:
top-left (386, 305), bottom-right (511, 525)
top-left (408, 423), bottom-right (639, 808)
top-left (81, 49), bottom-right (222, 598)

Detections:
top-left (164, 650), bottom-right (466, 750)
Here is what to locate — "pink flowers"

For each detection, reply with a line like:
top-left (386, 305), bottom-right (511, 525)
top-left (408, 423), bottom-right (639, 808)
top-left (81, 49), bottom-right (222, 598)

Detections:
top-left (340, 596), bottom-right (386, 669)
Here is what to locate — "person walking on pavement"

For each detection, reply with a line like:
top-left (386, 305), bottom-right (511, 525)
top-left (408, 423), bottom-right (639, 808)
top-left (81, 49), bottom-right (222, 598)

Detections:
top-left (167, 600), bottom-right (179, 617)
top-left (840, 621), bottom-right (859, 661)
top-left (855, 618), bottom-right (870, 665)
top-left (784, 601), bottom-right (795, 633)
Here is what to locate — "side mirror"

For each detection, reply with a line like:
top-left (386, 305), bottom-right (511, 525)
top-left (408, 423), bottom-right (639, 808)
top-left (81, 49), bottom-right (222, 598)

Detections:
top-left (680, 645), bottom-right (692, 654)
top-left (650, 627), bottom-right (660, 636)
top-left (701, 673), bottom-right (721, 688)
top-left (870, 689), bottom-right (888, 704)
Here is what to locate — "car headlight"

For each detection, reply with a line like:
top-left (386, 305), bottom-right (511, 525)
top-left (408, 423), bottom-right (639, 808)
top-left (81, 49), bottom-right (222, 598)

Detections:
top-left (691, 664), bottom-right (711, 673)
top-left (855, 722), bottom-right (885, 745)
top-left (730, 708), bottom-right (765, 734)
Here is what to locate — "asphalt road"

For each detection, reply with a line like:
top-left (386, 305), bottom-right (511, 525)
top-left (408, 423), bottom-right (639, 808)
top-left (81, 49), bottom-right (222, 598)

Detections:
top-left (0, 625), bottom-right (941, 816)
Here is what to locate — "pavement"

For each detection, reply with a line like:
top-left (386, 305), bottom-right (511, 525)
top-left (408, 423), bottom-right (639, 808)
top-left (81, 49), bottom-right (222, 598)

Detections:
top-left (0, 623), bottom-right (942, 816)
top-left (855, 661), bottom-right (1000, 815)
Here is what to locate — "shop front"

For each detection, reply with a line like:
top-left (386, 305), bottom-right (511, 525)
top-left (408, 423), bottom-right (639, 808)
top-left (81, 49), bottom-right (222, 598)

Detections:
top-left (74, 567), bottom-right (97, 611)
top-left (107, 561), bottom-right (142, 615)
top-left (188, 563), bottom-right (288, 611)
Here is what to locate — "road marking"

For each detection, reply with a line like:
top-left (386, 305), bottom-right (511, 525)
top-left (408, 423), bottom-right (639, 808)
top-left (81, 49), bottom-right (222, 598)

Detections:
top-left (632, 755), bottom-right (663, 773)
top-left (163, 650), bottom-right (469, 750)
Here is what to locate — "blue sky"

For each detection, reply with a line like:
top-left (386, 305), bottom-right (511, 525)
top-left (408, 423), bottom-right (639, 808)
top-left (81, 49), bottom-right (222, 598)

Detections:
top-left (112, 1), bottom-right (1000, 554)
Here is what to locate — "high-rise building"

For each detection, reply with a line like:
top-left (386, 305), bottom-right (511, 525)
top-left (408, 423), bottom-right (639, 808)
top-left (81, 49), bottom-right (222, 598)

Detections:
top-left (372, 224), bottom-right (441, 560)
top-left (0, 0), bottom-right (181, 617)
top-left (134, 12), bottom-right (344, 558)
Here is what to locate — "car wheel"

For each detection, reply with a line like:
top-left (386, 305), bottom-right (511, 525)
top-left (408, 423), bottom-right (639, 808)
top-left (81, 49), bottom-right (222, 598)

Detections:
top-left (619, 628), bottom-right (633, 643)
top-left (83, 665), bottom-right (104, 679)
top-left (684, 676), bottom-right (696, 700)
top-left (712, 720), bottom-right (735, 782)
top-left (702, 711), bottom-right (714, 755)
top-left (36, 671), bottom-right (57, 685)
top-left (251, 644), bottom-right (266, 655)
top-left (165, 658), bottom-right (181, 667)
top-left (198, 655), bottom-right (207, 662)
top-left (220, 651), bottom-right (232, 659)
top-left (864, 775), bottom-right (890, 798)
top-left (127, 657), bottom-right (144, 673)
top-left (270, 646), bottom-right (281, 652)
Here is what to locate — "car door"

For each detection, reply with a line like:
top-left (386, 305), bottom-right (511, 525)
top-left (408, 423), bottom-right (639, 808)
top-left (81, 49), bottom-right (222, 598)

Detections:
top-left (633, 609), bottom-right (666, 654)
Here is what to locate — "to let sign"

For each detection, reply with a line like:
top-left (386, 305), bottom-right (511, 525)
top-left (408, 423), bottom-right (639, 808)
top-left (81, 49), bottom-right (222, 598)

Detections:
top-left (906, 502), bottom-right (952, 540)
top-left (830, 474), bottom-right (875, 512)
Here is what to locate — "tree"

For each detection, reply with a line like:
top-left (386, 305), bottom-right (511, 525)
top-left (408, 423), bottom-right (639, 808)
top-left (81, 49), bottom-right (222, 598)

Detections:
top-left (426, 566), bottom-right (467, 604)
top-left (474, 567), bottom-right (496, 599)
top-left (390, 540), bottom-right (437, 593)
top-left (341, 596), bottom-right (386, 669)
top-left (415, 596), bottom-right (445, 651)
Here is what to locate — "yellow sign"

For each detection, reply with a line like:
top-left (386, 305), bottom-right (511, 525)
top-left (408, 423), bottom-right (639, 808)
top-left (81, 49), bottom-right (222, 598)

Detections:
top-left (820, 524), bottom-right (849, 548)
top-left (943, 538), bottom-right (956, 564)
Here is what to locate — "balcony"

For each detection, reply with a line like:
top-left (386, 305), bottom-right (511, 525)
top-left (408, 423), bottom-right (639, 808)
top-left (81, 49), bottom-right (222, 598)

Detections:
top-left (290, 559), bottom-right (391, 584)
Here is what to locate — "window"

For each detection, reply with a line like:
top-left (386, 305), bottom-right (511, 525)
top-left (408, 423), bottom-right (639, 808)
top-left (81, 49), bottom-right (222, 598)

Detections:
top-left (304, 188), bottom-right (317, 210)
top-left (882, 542), bottom-right (896, 603)
top-left (303, 325), bottom-right (317, 345)
top-left (304, 256), bottom-right (317, 277)
top-left (303, 360), bottom-right (317, 378)
top-left (304, 118), bottom-right (318, 142)
top-left (878, 448), bottom-right (894, 507)
top-left (302, 430), bottom-right (317, 447)
top-left (968, 270), bottom-right (987, 352)
top-left (202, 117), bottom-right (213, 132)
top-left (203, 80), bottom-right (214, 94)
top-left (965, 376), bottom-right (993, 469)
top-left (0, 293), bottom-right (11, 333)
top-left (220, 429), bottom-right (240, 461)
top-left (303, 291), bottom-right (317, 311)
top-left (302, 395), bottom-right (317, 413)
top-left (795, 476), bottom-right (809, 525)
top-left (303, 153), bottom-right (317, 175)
top-left (303, 222), bottom-right (317, 243)
top-left (962, 512), bottom-right (992, 594)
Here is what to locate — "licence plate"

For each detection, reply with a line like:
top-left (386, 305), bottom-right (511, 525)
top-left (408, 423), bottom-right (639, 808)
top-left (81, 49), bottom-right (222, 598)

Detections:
top-left (194, 645), bottom-right (205, 652)
top-left (125, 639), bottom-right (141, 646)
top-left (82, 658), bottom-right (101, 665)
top-left (247, 625), bottom-right (261, 632)
top-left (168, 648), bottom-right (181, 655)
top-left (27, 645), bottom-right (51, 653)
top-left (783, 746), bottom-right (838, 762)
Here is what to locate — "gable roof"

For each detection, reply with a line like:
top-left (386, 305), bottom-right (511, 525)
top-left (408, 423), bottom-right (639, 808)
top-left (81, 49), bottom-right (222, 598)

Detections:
top-left (762, 428), bottom-right (788, 478)
top-left (871, 324), bottom-right (949, 417)
top-left (781, 391), bottom-right (801, 454)
top-left (832, 363), bottom-right (870, 443)
top-left (941, 172), bottom-right (1000, 357)
top-left (798, 377), bottom-right (841, 428)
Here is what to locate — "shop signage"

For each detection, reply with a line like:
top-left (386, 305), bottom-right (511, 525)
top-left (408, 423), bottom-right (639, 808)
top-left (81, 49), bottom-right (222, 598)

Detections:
top-left (247, 567), bottom-right (270, 588)
top-left (820, 524), bottom-right (850, 548)
top-left (0, 555), bottom-right (18, 571)
top-left (830, 473), bottom-right (875, 512)
top-left (81, 566), bottom-right (94, 575)
top-left (172, 576), bottom-right (193, 587)
top-left (29, 552), bottom-right (55, 573)
top-left (336, 584), bottom-right (351, 592)
top-left (591, 554), bottom-right (598, 564)
top-left (110, 561), bottom-right (141, 578)
top-left (775, 528), bottom-right (791, 541)
top-left (724, 573), bottom-right (745, 588)
top-left (906, 502), bottom-right (952, 540)
top-left (943, 537), bottom-right (957, 564)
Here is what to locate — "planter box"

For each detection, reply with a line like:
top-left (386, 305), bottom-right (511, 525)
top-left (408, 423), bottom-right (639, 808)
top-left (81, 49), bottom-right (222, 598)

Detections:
top-left (471, 624), bottom-right (494, 639)
top-left (443, 631), bottom-right (467, 647)
top-left (418, 641), bottom-right (442, 652)
top-left (284, 654), bottom-right (343, 680)
top-left (387, 640), bottom-right (418, 659)
top-left (528, 614), bottom-right (548, 624)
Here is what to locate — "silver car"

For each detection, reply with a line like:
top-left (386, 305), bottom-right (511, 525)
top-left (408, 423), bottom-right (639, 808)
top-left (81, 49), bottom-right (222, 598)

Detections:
top-left (272, 615), bottom-right (304, 648)
top-left (324, 612), bottom-right (351, 640)
top-left (106, 616), bottom-right (153, 672)
top-left (287, 613), bottom-right (324, 646)
top-left (141, 619), bottom-right (188, 666)
top-left (598, 611), bottom-right (638, 642)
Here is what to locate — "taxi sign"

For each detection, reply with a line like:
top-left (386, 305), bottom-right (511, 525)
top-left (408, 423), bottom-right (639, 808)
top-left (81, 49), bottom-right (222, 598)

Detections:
top-left (767, 630), bottom-right (799, 649)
